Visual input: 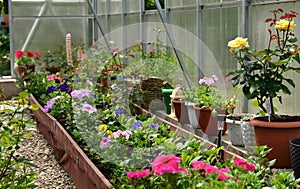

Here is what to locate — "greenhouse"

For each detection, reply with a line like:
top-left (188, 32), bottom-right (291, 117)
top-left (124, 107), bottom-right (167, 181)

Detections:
top-left (1, 0), bottom-right (300, 188)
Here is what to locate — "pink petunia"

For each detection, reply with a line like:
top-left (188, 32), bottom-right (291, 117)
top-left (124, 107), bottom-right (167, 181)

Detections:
top-left (100, 137), bottom-right (111, 148)
top-left (152, 154), bottom-right (181, 175)
top-left (234, 157), bottom-right (255, 172)
top-left (191, 160), bottom-right (206, 171)
top-left (175, 166), bottom-right (190, 174)
top-left (218, 171), bottom-right (230, 180)
top-left (204, 164), bottom-right (219, 174)
top-left (122, 130), bottom-right (132, 140)
top-left (126, 169), bottom-right (151, 180)
top-left (81, 102), bottom-right (97, 114)
top-left (15, 50), bottom-right (23, 58)
top-left (113, 130), bottom-right (123, 139)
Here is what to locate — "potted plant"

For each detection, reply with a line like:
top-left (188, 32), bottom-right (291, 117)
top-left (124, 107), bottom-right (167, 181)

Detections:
top-left (14, 49), bottom-right (41, 80)
top-left (193, 75), bottom-right (235, 136)
top-left (228, 8), bottom-right (300, 168)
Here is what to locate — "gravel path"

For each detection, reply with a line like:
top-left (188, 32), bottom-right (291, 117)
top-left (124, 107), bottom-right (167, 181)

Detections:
top-left (15, 126), bottom-right (76, 188)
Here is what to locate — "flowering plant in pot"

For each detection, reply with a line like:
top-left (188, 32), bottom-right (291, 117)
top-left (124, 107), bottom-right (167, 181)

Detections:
top-left (228, 8), bottom-right (300, 168)
top-left (14, 49), bottom-right (41, 80)
top-left (193, 75), bottom-right (236, 136)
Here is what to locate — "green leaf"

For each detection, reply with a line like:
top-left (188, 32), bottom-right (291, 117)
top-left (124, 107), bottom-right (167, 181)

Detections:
top-left (2, 108), bottom-right (13, 113)
top-left (284, 78), bottom-right (295, 88)
top-left (281, 85), bottom-right (291, 95)
top-left (19, 91), bottom-right (29, 98)
top-left (252, 100), bottom-right (259, 107)
top-left (29, 104), bottom-right (39, 111)
top-left (288, 37), bottom-right (298, 43)
top-left (266, 159), bottom-right (276, 167)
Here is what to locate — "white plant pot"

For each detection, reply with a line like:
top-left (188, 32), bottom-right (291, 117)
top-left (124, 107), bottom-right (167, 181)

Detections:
top-left (185, 102), bottom-right (198, 130)
top-left (241, 120), bottom-right (256, 154)
top-left (226, 118), bottom-right (244, 147)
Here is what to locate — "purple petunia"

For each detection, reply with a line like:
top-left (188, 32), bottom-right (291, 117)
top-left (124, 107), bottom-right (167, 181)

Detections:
top-left (59, 83), bottom-right (70, 92)
top-left (132, 121), bottom-right (142, 130)
top-left (149, 123), bottom-right (159, 130)
top-left (43, 96), bottom-right (61, 112)
top-left (46, 86), bottom-right (56, 94)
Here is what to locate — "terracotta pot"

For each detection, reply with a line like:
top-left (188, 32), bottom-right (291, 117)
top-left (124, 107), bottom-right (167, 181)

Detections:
top-left (172, 99), bottom-right (189, 125)
top-left (250, 116), bottom-right (300, 168)
top-left (193, 106), bottom-right (228, 136)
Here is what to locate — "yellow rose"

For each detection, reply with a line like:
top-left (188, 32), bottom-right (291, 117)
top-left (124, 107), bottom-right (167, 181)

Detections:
top-left (228, 37), bottom-right (249, 52)
top-left (275, 19), bottom-right (295, 31)
top-left (98, 124), bottom-right (107, 132)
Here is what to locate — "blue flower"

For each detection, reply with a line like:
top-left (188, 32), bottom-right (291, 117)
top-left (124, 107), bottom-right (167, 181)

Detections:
top-left (59, 83), bottom-right (70, 92)
top-left (92, 93), bottom-right (98, 99)
top-left (114, 109), bottom-right (125, 118)
top-left (132, 121), bottom-right (142, 130)
top-left (46, 86), bottom-right (56, 94)
top-left (149, 123), bottom-right (159, 130)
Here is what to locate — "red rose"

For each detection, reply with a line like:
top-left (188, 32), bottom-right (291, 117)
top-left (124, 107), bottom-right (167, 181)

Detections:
top-left (15, 50), bottom-right (23, 58)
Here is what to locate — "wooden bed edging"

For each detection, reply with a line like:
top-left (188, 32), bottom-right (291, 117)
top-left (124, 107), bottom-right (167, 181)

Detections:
top-left (30, 94), bottom-right (243, 189)
top-left (29, 94), bottom-right (114, 189)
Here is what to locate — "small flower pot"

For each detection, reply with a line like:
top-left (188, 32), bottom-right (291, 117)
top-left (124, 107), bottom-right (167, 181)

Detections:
top-left (172, 99), bottom-right (189, 125)
top-left (290, 138), bottom-right (300, 179)
top-left (185, 101), bottom-right (198, 130)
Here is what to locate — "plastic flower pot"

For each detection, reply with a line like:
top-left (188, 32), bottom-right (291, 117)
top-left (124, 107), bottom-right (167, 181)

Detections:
top-left (290, 138), bottom-right (300, 179)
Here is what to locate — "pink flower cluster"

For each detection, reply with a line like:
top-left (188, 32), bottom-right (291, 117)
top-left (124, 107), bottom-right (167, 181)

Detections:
top-left (199, 75), bottom-right (219, 85)
top-left (191, 160), bottom-right (230, 180)
top-left (71, 88), bottom-right (91, 100)
top-left (113, 130), bottom-right (132, 140)
top-left (46, 74), bottom-right (63, 82)
top-left (233, 157), bottom-right (256, 172)
top-left (126, 169), bottom-right (151, 180)
top-left (126, 155), bottom-right (255, 182)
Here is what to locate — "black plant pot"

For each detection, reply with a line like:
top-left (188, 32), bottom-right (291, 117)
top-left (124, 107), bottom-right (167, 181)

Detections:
top-left (290, 138), bottom-right (300, 179)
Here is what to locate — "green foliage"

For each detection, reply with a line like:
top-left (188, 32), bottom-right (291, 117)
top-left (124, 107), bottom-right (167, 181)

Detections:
top-left (0, 34), bottom-right (10, 76)
top-left (0, 92), bottom-right (38, 188)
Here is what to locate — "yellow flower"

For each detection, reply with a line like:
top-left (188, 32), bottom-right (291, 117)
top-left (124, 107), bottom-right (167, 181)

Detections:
top-left (275, 19), bottom-right (295, 31)
top-left (106, 130), bottom-right (113, 137)
top-left (228, 37), bottom-right (249, 53)
top-left (98, 124), bottom-right (107, 132)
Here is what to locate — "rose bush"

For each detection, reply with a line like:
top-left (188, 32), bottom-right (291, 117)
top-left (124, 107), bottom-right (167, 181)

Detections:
top-left (227, 8), bottom-right (300, 116)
